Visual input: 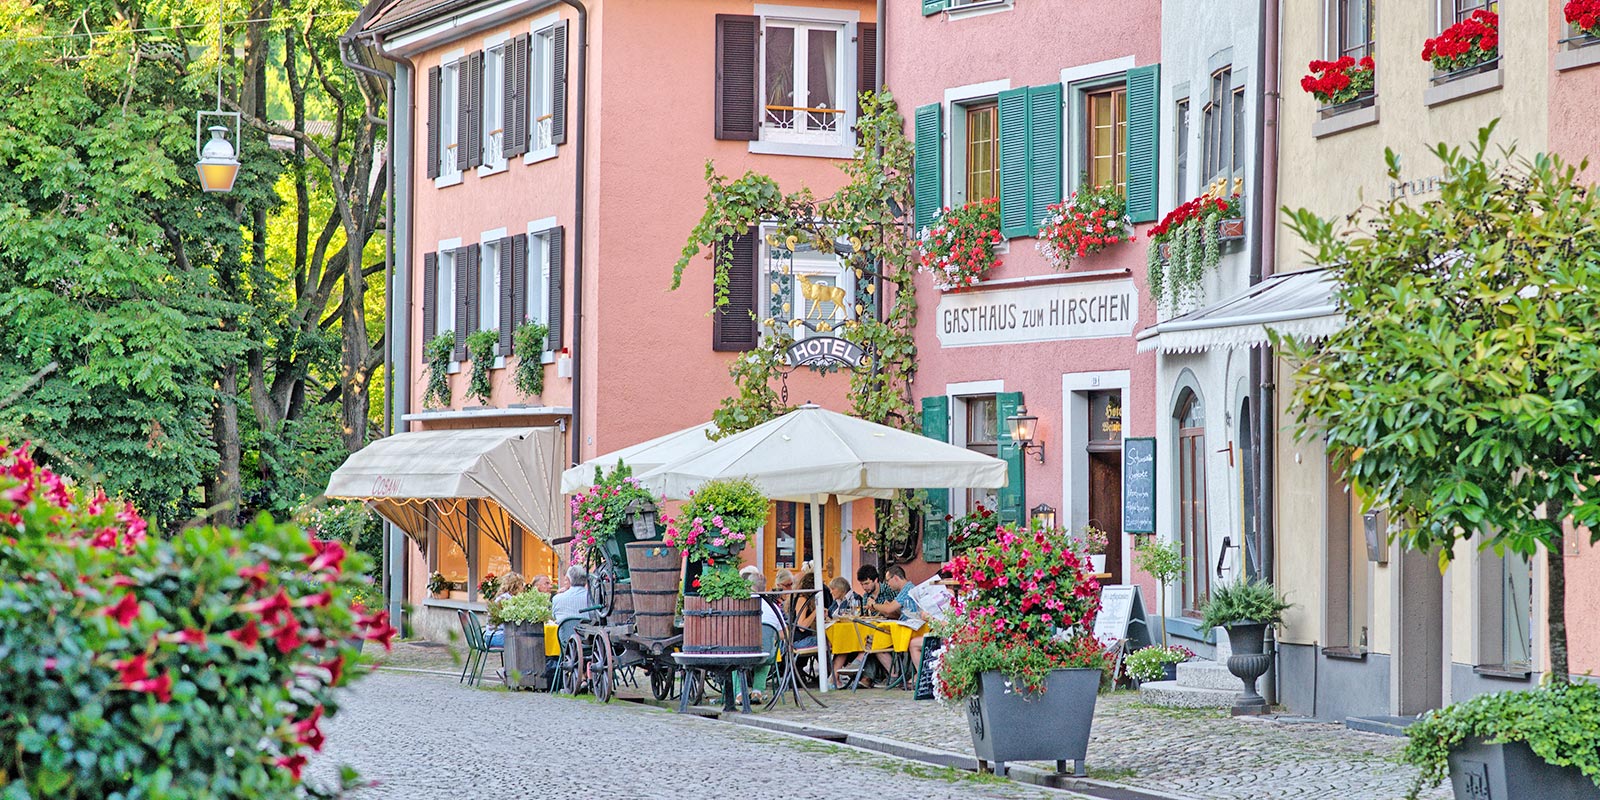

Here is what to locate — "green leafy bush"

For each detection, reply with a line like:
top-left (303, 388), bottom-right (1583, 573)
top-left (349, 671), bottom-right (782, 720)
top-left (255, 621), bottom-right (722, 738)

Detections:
top-left (1401, 682), bottom-right (1600, 799)
top-left (1124, 644), bottom-right (1195, 683)
top-left (513, 321), bottom-right (548, 397)
top-left (495, 589), bottom-right (554, 626)
top-left (1198, 578), bottom-right (1293, 630)
top-left (694, 565), bottom-right (753, 602)
top-left (423, 332), bottom-right (455, 408)
top-left (0, 445), bottom-right (394, 797)
top-left (466, 329), bottom-right (498, 404)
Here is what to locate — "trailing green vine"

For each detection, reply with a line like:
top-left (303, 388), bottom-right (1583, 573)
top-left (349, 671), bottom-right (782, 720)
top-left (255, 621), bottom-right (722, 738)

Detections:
top-left (466, 329), bottom-right (497, 405)
top-left (512, 321), bottom-right (548, 397)
top-left (1145, 194), bottom-right (1241, 311)
top-left (423, 332), bottom-right (455, 409)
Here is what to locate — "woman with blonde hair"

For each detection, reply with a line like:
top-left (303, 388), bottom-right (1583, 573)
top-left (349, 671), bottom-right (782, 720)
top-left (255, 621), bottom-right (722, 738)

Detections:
top-left (485, 572), bottom-right (527, 648)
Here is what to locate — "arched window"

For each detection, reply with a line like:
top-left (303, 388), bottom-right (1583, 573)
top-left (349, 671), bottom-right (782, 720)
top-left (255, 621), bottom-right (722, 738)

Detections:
top-left (1175, 388), bottom-right (1210, 615)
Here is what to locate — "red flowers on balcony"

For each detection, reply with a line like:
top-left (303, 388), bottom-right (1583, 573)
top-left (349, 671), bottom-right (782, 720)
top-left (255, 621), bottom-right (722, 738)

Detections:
top-left (1300, 56), bottom-right (1375, 106)
top-left (1422, 9), bottom-right (1499, 72)
top-left (1566, 0), bottom-right (1600, 37)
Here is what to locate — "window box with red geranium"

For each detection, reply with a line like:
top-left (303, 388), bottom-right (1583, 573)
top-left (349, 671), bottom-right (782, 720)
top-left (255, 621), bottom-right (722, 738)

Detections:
top-left (919, 197), bottom-right (1003, 291)
top-left (1301, 55), bottom-right (1376, 114)
top-left (1036, 183), bottom-right (1135, 272)
top-left (1559, 1), bottom-right (1600, 71)
top-left (1145, 193), bottom-right (1243, 311)
top-left (1422, 8), bottom-right (1499, 79)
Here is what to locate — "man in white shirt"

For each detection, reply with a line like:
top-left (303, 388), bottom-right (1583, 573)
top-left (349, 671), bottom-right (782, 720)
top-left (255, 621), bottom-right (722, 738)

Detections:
top-left (552, 564), bottom-right (591, 623)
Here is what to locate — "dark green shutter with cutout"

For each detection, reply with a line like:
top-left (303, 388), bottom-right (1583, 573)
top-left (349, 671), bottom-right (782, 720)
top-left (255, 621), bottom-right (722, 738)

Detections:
top-left (1125, 63), bottom-right (1161, 223)
top-left (995, 392), bottom-right (1026, 526)
top-left (922, 0), bottom-right (946, 15)
top-left (913, 103), bottom-right (942, 230)
top-left (920, 396), bottom-right (950, 563)
top-left (997, 87), bottom-right (1032, 238)
top-left (1027, 83), bottom-right (1063, 231)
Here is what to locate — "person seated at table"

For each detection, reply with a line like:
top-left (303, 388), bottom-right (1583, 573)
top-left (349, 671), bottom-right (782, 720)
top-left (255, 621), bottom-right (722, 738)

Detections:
top-left (882, 565), bottom-right (928, 676)
top-left (531, 574), bottom-right (554, 595)
top-left (551, 564), bottom-right (591, 624)
top-left (827, 576), bottom-right (859, 617)
top-left (735, 569), bottom-right (781, 704)
top-left (792, 572), bottom-right (819, 649)
top-left (773, 568), bottom-right (796, 593)
top-left (856, 564), bottom-right (896, 616)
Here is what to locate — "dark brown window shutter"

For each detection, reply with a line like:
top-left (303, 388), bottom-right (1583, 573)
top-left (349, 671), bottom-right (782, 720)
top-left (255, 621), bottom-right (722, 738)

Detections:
top-left (857, 23), bottom-right (877, 114)
top-left (714, 15), bottom-right (759, 141)
top-left (546, 226), bottom-right (565, 350)
top-left (504, 35), bottom-right (530, 157)
top-left (712, 228), bottom-right (758, 352)
top-left (497, 236), bottom-right (516, 354)
top-left (509, 233), bottom-right (528, 337)
top-left (457, 51), bottom-right (483, 170)
top-left (421, 251), bottom-right (438, 357)
top-left (551, 21), bottom-right (569, 146)
top-left (454, 246), bottom-right (473, 360)
top-left (427, 66), bottom-right (441, 179)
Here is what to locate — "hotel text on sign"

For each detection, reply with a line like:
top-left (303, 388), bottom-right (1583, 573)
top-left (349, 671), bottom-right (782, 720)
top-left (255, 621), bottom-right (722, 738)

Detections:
top-left (935, 279), bottom-right (1138, 347)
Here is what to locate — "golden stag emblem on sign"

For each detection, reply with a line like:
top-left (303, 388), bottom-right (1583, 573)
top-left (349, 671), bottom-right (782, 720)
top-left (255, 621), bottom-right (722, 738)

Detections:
top-left (795, 274), bottom-right (848, 325)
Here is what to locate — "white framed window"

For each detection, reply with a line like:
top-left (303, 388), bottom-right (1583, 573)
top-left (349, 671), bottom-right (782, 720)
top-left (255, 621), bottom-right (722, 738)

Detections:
top-left (478, 238), bottom-right (500, 333)
top-left (438, 59), bottom-right (462, 185)
top-left (759, 225), bottom-right (851, 342)
top-left (480, 40), bottom-right (508, 174)
top-left (759, 18), bottom-right (846, 148)
top-left (527, 23), bottom-right (558, 161)
top-left (435, 248), bottom-right (457, 338)
top-left (526, 230), bottom-right (551, 329)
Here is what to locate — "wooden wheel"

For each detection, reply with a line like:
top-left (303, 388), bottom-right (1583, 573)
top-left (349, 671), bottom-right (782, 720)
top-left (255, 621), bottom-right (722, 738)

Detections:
top-left (561, 633), bottom-right (586, 696)
top-left (650, 663), bottom-right (674, 701)
top-left (589, 633), bottom-right (615, 703)
top-left (685, 668), bottom-right (706, 706)
top-left (587, 549), bottom-right (618, 618)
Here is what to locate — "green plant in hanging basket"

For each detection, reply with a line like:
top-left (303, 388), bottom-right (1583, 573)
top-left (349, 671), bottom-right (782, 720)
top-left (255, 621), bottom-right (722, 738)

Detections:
top-left (423, 332), bottom-right (455, 409)
top-left (465, 329), bottom-right (497, 404)
top-left (512, 320), bottom-right (548, 397)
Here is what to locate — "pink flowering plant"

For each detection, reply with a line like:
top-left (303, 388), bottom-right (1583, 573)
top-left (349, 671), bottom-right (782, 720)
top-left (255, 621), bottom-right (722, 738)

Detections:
top-left (946, 502), bottom-right (999, 556)
top-left (934, 521), bottom-right (1107, 701)
top-left (1037, 182), bottom-right (1135, 270)
top-left (918, 197), bottom-right (1004, 290)
top-left (663, 477), bottom-right (766, 564)
top-left (568, 460), bottom-right (660, 562)
top-left (0, 444), bottom-right (393, 797)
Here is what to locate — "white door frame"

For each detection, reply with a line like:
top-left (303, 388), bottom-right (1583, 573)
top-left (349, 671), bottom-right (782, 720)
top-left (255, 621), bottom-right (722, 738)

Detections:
top-left (1062, 370), bottom-right (1132, 583)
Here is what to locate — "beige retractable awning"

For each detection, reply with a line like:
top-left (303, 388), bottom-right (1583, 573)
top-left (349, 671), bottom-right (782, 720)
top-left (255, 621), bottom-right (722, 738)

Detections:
top-left (1136, 267), bottom-right (1344, 354)
top-left (325, 427), bottom-right (564, 550)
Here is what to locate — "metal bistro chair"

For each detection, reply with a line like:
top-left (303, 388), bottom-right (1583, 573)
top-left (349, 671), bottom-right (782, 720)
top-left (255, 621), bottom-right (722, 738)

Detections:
top-left (839, 618), bottom-right (894, 691)
top-left (551, 616), bottom-right (584, 695)
top-left (456, 608), bottom-right (503, 687)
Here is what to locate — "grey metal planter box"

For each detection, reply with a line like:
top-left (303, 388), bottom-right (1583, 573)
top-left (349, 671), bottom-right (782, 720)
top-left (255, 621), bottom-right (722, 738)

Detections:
top-left (965, 668), bottom-right (1100, 778)
top-left (1448, 738), bottom-right (1600, 800)
top-left (501, 622), bottom-right (549, 691)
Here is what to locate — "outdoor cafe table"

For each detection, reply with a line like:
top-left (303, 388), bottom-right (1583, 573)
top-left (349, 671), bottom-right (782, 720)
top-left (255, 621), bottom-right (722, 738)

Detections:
top-left (826, 617), bottom-right (927, 688)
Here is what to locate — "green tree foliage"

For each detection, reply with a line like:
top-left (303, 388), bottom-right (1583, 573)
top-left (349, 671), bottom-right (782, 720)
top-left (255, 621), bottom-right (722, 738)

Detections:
top-left (1281, 123), bottom-right (1600, 682)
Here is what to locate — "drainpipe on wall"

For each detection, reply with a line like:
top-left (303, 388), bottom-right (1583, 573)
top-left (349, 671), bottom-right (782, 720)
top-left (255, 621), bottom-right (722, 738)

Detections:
top-left (1248, 0), bottom-right (1282, 706)
top-left (559, 0), bottom-right (589, 469)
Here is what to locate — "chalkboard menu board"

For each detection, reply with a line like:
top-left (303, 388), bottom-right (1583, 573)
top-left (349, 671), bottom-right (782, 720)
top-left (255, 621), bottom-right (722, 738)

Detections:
top-left (914, 636), bottom-right (944, 701)
top-left (1123, 437), bottom-right (1156, 534)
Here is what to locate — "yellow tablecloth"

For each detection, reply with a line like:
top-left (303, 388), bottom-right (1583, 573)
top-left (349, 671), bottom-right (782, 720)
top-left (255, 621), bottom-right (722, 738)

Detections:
top-left (884, 619), bottom-right (928, 652)
top-left (825, 618), bottom-right (930, 654)
top-left (544, 621), bottom-right (560, 657)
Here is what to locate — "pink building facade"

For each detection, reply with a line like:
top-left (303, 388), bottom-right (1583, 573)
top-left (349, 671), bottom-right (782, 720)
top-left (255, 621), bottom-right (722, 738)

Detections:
top-left (886, 1), bottom-right (1162, 600)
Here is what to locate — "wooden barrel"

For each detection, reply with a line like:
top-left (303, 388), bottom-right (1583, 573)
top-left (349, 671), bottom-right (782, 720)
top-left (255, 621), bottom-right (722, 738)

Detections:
top-left (611, 578), bottom-right (636, 625)
top-left (682, 596), bottom-right (761, 654)
top-left (626, 542), bottom-right (680, 640)
top-left (501, 622), bottom-right (548, 690)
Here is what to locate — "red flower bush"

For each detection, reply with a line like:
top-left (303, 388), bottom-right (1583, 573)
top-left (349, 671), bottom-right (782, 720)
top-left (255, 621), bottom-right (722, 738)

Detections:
top-left (1148, 194), bottom-right (1238, 241)
top-left (934, 522), bottom-right (1108, 700)
top-left (0, 443), bottom-right (385, 797)
top-left (1422, 9), bottom-right (1499, 72)
top-left (1300, 55), bottom-right (1376, 105)
top-left (918, 197), bottom-right (1004, 290)
top-left (1037, 183), bottom-right (1135, 270)
top-left (1566, 0), bottom-right (1600, 37)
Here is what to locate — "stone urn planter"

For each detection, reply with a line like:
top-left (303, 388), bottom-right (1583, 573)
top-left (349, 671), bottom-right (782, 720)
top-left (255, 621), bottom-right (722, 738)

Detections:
top-left (681, 596), bottom-right (761, 655)
top-left (1224, 622), bottom-right (1272, 716)
top-left (1446, 739), bottom-right (1600, 800)
top-left (965, 668), bottom-right (1100, 778)
top-left (501, 621), bottom-right (549, 690)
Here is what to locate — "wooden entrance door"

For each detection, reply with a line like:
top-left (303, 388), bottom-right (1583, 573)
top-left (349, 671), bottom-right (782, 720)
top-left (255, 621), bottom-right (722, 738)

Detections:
top-left (1088, 450), bottom-right (1123, 583)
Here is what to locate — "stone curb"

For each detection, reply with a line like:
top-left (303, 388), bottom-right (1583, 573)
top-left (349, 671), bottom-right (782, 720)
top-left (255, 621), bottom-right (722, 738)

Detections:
top-left (725, 713), bottom-right (1199, 800)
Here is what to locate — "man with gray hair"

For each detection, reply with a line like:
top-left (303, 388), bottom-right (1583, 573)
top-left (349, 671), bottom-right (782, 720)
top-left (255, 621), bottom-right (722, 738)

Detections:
top-left (552, 563), bottom-right (591, 624)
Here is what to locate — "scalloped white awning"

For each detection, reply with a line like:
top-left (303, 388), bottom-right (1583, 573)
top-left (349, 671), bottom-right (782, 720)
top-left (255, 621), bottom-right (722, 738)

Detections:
top-left (1136, 268), bottom-right (1344, 354)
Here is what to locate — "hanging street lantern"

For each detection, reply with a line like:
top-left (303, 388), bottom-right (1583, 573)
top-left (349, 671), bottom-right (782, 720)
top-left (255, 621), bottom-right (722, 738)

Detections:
top-left (195, 112), bottom-right (241, 192)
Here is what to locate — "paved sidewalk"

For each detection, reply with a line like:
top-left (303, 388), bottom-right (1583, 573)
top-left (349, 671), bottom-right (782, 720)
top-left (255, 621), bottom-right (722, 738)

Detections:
top-left (758, 688), bottom-right (1448, 800)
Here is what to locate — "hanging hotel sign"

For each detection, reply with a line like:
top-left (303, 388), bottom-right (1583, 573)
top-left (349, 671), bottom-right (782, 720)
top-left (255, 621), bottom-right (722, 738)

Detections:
top-left (784, 336), bottom-right (866, 369)
top-left (935, 279), bottom-right (1138, 348)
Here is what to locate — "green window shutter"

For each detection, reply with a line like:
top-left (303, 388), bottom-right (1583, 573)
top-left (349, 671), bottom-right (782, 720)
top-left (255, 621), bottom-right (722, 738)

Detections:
top-left (1125, 63), bottom-right (1162, 223)
top-left (922, 0), bottom-right (946, 15)
top-left (920, 396), bottom-right (951, 562)
top-left (995, 392), bottom-right (1026, 526)
top-left (1027, 83), bottom-right (1063, 232)
top-left (997, 87), bottom-right (1032, 238)
top-left (913, 103), bottom-right (943, 230)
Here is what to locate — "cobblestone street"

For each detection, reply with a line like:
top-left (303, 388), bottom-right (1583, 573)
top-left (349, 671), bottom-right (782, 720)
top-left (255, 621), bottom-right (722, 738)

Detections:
top-left (309, 669), bottom-right (1082, 799)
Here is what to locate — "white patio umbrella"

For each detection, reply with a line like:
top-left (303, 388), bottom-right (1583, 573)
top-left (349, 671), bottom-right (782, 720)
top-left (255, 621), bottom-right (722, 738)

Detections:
top-left (638, 404), bottom-right (1008, 691)
top-left (560, 421), bottom-right (718, 494)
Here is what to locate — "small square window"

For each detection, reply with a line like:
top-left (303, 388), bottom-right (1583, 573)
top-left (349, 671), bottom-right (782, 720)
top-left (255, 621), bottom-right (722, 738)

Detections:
top-left (1336, 0), bottom-right (1374, 59)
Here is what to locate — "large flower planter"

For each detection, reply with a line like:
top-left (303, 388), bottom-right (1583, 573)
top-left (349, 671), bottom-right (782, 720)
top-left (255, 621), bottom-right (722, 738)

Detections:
top-left (1224, 621), bottom-right (1272, 716)
top-left (965, 668), bottom-right (1100, 778)
top-left (1447, 738), bottom-right (1600, 800)
top-left (682, 596), bottom-right (761, 655)
top-left (501, 621), bottom-right (549, 690)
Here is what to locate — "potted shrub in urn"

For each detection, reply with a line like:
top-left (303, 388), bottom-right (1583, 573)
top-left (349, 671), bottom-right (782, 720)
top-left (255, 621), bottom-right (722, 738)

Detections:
top-left (667, 478), bottom-right (765, 654)
top-left (1400, 681), bottom-right (1600, 800)
top-left (495, 589), bottom-right (554, 690)
top-left (1198, 578), bottom-right (1291, 716)
top-left (935, 522), bottom-right (1108, 779)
